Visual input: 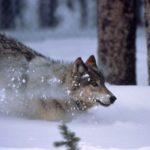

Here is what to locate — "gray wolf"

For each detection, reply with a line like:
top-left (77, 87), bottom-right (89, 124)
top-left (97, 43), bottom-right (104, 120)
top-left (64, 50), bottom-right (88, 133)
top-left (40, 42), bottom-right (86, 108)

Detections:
top-left (0, 34), bottom-right (116, 121)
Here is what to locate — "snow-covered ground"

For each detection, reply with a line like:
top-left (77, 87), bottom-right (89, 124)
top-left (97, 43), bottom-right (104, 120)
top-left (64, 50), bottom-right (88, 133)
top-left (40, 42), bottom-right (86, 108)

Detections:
top-left (0, 28), bottom-right (150, 150)
top-left (0, 86), bottom-right (150, 150)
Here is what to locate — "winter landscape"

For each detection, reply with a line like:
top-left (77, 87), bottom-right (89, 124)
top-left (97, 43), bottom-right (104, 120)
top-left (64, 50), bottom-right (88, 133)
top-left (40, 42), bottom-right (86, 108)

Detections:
top-left (0, 27), bottom-right (150, 150)
top-left (0, 1), bottom-right (150, 150)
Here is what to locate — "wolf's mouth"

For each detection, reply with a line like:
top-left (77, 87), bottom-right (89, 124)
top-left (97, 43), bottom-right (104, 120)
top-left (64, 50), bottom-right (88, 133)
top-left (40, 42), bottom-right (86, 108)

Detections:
top-left (95, 99), bottom-right (111, 107)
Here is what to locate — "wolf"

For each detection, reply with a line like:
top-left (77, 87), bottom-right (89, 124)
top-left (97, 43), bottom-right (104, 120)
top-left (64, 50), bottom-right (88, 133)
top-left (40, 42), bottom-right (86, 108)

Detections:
top-left (0, 34), bottom-right (116, 121)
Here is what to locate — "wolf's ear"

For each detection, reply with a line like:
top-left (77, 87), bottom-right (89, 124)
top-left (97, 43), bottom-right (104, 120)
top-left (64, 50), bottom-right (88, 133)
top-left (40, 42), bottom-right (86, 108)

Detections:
top-left (86, 55), bottom-right (98, 69)
top-left (72, 57), bottom-right (87, 75)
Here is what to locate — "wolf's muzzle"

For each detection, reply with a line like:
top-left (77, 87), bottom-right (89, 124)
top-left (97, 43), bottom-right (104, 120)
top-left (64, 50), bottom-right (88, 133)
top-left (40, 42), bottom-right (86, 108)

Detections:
top-left (109, 96), bottom-right (117, 103)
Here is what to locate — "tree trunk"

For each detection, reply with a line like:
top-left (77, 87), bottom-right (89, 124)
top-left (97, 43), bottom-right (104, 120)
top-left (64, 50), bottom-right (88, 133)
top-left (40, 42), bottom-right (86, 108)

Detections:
top-left (0, 0), bottom-right (15, 29)
top-left (145, 0), bottom-right (150, 84)
top-left (39, 0), bottom-right (58, 28)
top-left (79, 0), bottom-right (88, 27)
top-left (0, 0), bottom-right (24, 29)
top-left (97, 0), bottom-right (136, 85)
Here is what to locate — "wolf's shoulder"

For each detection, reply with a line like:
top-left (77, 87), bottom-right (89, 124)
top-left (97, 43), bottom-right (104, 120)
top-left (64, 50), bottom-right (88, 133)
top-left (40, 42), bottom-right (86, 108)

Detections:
top-left (0, 33), bottom-right (45, 61)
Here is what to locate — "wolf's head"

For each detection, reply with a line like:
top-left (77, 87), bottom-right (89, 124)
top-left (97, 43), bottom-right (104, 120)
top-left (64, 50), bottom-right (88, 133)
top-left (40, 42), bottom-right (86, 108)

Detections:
top-left (69, 55), bottom-right (116, 110)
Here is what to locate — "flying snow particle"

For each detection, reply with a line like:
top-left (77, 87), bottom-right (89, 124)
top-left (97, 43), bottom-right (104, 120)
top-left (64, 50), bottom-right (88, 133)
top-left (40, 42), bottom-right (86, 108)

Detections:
top-left (22, 79), bottom-right (26, 83)
top-left (0, 88), bottom-right (6, 102)
top-left (12, 84), bottom-right (16, 88)
top-left (79, 91), bottom-right (83, 97)
top-left (41, 76), bottom-right (44, 83)
top-left (66, 89), bottom-right (71, 95)
top-left (11, 77), bottom-right (15, 81)
top-left (48, 77), bottom-right (61, 84)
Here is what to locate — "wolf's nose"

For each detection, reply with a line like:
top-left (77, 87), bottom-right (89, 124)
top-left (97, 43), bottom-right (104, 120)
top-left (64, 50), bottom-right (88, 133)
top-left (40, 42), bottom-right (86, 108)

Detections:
top-left (110, 96), bottom-right (116, 103)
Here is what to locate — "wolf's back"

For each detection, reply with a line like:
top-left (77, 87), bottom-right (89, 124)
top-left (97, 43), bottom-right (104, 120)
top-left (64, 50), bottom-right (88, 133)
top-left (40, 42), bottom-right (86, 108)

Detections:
top-left (0, 34), bottom-right (45, 61)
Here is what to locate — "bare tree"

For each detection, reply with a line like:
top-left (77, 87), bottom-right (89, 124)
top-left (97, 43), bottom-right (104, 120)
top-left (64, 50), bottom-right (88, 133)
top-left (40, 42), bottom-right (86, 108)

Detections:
top-left (0, 0), bottom-right (24, 29)
top-left (97, 0), bottom-right (137, 85)
top-left (79, 0), bottom-right (88, 27)
top-left (145, 0), bottom-right (150, 84)
top-left (38, 0), bottom-right (59, 28)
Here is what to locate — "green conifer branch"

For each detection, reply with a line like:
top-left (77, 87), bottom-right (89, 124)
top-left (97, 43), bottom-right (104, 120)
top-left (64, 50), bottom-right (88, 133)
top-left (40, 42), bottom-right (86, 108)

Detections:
top-left (54, 124), bottom-right (80, 150)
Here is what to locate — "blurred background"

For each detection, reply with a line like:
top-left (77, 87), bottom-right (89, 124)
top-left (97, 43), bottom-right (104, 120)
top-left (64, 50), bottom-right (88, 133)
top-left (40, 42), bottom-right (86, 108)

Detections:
top-left (0, 0), bottom-right (98, 40)
top-left (0, 0), bottom-right (144, 40)
top-left (0, 0), bottom-right (148, 85)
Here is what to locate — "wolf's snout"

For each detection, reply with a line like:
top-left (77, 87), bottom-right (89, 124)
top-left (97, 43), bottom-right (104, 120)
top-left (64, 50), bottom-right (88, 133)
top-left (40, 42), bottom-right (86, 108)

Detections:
top-left (109, 96), bottom-right (116, 103)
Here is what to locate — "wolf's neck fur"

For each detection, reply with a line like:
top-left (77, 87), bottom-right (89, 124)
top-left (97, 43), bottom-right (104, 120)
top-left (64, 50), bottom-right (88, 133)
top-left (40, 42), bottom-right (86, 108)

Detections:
top-left (27, 56), bottom-right (75, 99)
top-left (34, 56), bottom-right (74, 88)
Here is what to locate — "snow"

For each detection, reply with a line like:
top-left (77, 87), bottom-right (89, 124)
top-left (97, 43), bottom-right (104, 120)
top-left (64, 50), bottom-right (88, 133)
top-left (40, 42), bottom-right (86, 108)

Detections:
top-left (0, 27), bottom-right (150, 150)
top-left (0, 86), bottom-right (150, 150)
top-left (136, 27), bottom-right (148, 85)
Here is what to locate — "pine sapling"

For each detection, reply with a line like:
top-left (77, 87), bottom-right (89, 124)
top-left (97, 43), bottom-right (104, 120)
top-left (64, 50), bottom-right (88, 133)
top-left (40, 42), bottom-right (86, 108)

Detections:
top-left (54, 124), bottom-right (80, 150)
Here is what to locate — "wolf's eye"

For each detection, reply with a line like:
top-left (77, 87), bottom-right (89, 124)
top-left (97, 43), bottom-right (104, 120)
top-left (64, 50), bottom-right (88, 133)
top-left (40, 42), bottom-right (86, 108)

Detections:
top-left (92, 82), bottom-right (98, 87)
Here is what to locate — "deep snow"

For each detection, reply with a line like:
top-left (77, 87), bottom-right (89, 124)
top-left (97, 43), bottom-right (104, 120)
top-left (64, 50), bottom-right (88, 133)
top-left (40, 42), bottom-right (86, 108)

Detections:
top-left (0, 27), bottom-right (150, 150)
top-left (0, 86), bottom-right (150, 150)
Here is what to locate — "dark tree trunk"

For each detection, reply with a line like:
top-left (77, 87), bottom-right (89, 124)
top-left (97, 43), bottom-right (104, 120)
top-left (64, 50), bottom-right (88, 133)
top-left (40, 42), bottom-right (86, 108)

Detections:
top-left (0, 0), bottom-right (14, 29)
top-left (66, 0), bottom-right (75, 11)
top-left (38, 0), bottom-right (58, 28)
top-left (145, 0), bottom-right (150, 84)
top-left (0, 0), bottom-right (24, 29)
top-left (79, 0), bottom-right (88, 27)
top-left (97, 0), bottom-right (137, 85)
